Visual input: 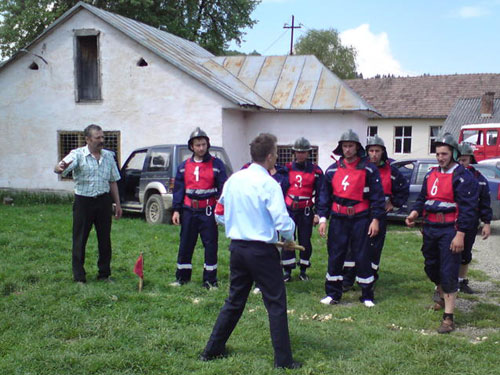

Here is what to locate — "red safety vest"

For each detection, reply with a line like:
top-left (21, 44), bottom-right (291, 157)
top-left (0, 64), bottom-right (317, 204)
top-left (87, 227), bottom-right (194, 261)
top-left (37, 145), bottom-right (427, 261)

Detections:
top-left (332, 160), bottom-right (366, 202)
top-left (184, 157), bottom-right (215, 191)
top-left (426, 168), bottom-right (454, 203)
top-left (379, 163), bottom-right (392, 196)
top-left (286, 167), bottom-right (315, 204)
top-left (425, 168), bottom-right (457, 223)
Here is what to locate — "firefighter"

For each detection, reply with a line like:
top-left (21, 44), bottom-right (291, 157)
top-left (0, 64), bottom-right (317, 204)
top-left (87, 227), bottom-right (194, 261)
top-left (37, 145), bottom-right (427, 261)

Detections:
top-left (342, 135), bottom-right (409, 290)
top-left (406, 133), bottom-right (478, 333)
top-left (281, 137), bottom-right (323, 282)
top-left (457, 142), bottom-right (492, 294)
top-left (317, 129), bottom-right (385, 307)
top-left (241, 161), bottom-right (289, 195)
top-left (171, 127), bottom-right (227, 289)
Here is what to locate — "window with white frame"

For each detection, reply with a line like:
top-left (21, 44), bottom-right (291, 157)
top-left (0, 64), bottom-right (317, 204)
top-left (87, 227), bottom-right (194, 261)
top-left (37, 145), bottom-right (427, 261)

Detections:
top-left (394, 126), bottom-right (412, 154)
top-left (429, 126), bottom-right (442, 154)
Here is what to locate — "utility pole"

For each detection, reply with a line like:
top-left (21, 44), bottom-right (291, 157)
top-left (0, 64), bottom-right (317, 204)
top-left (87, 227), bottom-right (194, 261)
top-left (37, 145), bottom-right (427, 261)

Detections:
top-left (283, 15), bottom-right (301, 55)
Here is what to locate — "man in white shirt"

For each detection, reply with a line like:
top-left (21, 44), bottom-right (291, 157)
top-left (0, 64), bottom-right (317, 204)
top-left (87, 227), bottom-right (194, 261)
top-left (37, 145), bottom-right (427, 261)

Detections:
top-left (200, 133), bottom-right (301, 369)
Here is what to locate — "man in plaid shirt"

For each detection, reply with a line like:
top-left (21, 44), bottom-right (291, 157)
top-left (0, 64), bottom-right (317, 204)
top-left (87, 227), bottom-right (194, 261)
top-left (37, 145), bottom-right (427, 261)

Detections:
top-left (54, 124), bottom-right (122, 283)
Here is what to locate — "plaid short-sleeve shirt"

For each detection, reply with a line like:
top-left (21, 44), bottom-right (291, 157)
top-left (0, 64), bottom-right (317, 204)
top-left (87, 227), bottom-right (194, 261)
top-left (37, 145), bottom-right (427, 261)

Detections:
top-left (62, 146), bottom-right (120, 197)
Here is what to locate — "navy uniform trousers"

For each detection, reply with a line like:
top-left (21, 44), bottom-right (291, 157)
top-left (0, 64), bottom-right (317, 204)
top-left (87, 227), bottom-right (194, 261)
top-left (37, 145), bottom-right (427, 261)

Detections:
top-left (462, 219), bottom-right (479, 265)
top-left (72, 193), bottom-right (113, 282)
top-left (281, 208), bottom-right (314, 270)
top-left (421, 224), bottom-right (461, 293)
top-left (176, 207), bottom-right (218, 284)
top-left (343, 215), bottom-right (387, 286)
top-left (326, 214), bottom-right (375, 301)
top-left (204, 240), bottom-right (293, 368)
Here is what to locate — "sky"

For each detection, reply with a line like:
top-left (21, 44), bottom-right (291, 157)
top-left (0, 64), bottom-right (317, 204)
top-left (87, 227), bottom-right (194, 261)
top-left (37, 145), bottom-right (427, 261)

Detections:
top-left (229, 0), bottom-right (500, 78)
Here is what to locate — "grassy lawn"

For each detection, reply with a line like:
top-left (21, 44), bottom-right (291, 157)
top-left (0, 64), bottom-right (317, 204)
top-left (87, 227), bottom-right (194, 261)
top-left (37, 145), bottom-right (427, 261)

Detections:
top-left (1, 200), bottom-right (499, 375)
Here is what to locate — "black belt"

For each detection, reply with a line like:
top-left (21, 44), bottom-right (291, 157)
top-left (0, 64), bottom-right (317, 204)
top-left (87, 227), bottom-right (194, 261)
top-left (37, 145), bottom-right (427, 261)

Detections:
top-left (76, 193), bottom-right (109, 199)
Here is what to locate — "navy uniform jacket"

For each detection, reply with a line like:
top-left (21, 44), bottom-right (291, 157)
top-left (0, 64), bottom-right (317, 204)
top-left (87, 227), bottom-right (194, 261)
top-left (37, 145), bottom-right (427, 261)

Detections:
top-left (317, 156), bottom-right (385, 220)
top-left (381, 162), bottom-right (410, 208)
top-left (284, 160), bottom-right (324, 212)
top-left (411, 164), bottom-right (479, 232)
top-left (467, 166), bottom-right (493, 224)
top-left (172, 152), bottom-right (227, 211)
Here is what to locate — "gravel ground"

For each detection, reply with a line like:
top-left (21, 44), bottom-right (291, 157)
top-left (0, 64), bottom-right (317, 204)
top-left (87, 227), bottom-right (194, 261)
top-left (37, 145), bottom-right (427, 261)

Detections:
top-left (470, 221), bottom-right (500, 280)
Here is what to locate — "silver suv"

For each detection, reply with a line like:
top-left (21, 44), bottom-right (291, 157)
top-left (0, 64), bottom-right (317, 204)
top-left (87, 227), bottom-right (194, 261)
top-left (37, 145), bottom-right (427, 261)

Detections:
top-left (118, 144), bottom-right (233, 224)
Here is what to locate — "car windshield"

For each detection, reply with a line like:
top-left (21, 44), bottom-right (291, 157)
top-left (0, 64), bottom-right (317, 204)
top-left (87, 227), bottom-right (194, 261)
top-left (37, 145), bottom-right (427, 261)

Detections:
top-left (415, 163), bottom-right (438, 184)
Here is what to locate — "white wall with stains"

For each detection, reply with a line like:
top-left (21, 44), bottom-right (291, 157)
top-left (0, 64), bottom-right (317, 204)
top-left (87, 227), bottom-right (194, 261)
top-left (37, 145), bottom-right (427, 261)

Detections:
top-left (241, 111), bottom-right (368, 171)
top-left (0, 9), bottom-right (236, 191)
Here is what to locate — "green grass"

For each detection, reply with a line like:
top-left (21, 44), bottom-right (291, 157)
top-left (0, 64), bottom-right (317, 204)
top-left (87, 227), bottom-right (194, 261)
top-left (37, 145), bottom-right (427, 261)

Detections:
top-left (1, 202), bottom-right (499, 375)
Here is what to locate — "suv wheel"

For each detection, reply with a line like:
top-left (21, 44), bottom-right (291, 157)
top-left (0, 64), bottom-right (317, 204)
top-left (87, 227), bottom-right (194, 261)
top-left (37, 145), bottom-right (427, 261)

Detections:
top-left (145, 194), bottom-right (170, 224)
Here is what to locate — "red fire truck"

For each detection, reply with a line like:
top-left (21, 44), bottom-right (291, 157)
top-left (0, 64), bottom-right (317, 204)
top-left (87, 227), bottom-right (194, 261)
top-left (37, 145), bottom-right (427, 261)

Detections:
top-left (459, 124), bottom-right (500, 161)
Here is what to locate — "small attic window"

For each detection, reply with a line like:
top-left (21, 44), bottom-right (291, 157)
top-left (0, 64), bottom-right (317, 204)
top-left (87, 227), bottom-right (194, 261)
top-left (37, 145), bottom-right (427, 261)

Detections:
top-left (137, 58), bottom-right (148, 67)
top-left (29, 62), bottom-right (39, 70)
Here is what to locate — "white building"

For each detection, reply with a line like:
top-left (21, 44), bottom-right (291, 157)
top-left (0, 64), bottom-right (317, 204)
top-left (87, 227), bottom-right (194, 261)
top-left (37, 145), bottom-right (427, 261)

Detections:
top-left (0, 2), bottom-right (376, 192)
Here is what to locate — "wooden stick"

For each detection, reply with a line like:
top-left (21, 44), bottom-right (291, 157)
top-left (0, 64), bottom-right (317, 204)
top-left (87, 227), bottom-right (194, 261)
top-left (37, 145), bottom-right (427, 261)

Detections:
top-left (276, 241), bottom-right (305, 251)
top-left (138, 277), bottom-right (143, 292)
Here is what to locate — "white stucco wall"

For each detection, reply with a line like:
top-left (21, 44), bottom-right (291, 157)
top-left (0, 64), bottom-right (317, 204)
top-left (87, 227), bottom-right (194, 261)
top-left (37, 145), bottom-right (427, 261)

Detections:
top-left (221, 110), bottom-right (368, 171)
top-left (368, 118), bottom-right (445, 161)
top-left (0, 9), bottom-right (235, 191)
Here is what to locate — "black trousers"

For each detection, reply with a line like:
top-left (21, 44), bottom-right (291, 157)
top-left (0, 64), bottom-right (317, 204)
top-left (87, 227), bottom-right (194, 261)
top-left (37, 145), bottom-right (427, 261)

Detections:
top-left (203, 240), bottom-right (294, 367)
top-left (72, 193), bottom-right (113, 282)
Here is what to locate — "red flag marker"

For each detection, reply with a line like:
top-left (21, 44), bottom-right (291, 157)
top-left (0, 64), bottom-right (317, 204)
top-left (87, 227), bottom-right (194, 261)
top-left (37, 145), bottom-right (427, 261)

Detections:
top-left (134, 253), bottom-right (144, 291)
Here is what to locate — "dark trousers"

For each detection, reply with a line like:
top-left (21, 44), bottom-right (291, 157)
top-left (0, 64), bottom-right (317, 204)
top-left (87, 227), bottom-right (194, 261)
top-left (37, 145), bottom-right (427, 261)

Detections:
top-left (343, 215), bottom-right (387, 286)
top-left (421, 224), bottom-right (461, 293)
top-left (281, 208), bottom-right (314, 271)
top-left (204, 240), bottom-right (294, 367)
top-left (461, 219), bottom-right (479, 265)
top-left (72, 193), bottom-right (113, 282)
top-left (176, 207), bottom-right (218, 283)
top-left (325, 214), bottom-right (374, 301)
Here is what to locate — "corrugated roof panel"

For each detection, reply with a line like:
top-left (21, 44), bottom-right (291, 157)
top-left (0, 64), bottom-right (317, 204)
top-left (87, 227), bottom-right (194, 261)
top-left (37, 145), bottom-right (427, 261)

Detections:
top-left (253, 56), bottom-right (287, 102)
top-left (271, 56), bottom-right (306, 108)
top-left (442, 98), bottom-right (500, 137)
top-left (201, 59), bottom-right (273, 109)
top-left (336, 85), bottom-right (366, 110)
top-left (311, 69), bottom-right (341, 109)
top-left (221, 56), bottom-right (245, 77)
top-left (237, 56), bottom-right (266, 89)
top-left (290, 56), bottom-right (323, 109)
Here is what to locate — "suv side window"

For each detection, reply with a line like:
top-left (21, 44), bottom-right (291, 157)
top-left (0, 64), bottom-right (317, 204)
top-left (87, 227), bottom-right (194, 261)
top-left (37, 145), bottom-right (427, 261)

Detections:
top-left (123, 150), bottom-right (147, 172)
top-left (147, 149), bottom-right (171, 172)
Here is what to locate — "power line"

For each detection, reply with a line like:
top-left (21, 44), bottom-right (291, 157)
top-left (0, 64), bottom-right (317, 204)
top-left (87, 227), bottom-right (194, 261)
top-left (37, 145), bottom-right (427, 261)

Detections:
top-left (262, 29), bottom-right (289, 54)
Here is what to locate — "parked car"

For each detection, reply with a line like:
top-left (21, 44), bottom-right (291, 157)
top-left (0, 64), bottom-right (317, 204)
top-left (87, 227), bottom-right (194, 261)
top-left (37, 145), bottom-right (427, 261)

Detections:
top-left (388, 159), bottom-right (500, 221)
top-left (118, 144), bottom-right (233, 224)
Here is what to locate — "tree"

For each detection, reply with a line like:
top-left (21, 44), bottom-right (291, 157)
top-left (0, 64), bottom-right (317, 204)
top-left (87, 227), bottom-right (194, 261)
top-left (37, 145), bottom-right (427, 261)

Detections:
top-left (294, 28), bottom-right (358, 80)
top-left (0, 0), bottom-right (260, 59)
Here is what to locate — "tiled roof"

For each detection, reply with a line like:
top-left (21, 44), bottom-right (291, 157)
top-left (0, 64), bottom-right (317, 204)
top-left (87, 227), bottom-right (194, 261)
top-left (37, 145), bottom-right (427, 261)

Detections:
top-left (442, 98), bottom-right (500, 137)
top-left (346, 74), bottom-right (500, 118)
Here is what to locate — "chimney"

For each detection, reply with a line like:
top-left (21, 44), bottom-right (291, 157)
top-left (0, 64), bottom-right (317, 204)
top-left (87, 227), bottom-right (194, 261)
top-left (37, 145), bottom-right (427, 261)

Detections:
top-left (480, 92), bottom-right (494, 117)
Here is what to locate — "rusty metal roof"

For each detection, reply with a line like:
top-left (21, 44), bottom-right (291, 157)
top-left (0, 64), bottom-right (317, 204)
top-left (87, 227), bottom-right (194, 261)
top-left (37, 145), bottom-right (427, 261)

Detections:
top-left (207, 55), bottom-right (377, 112)
top-left (0, 2), bottom-right (376, 114)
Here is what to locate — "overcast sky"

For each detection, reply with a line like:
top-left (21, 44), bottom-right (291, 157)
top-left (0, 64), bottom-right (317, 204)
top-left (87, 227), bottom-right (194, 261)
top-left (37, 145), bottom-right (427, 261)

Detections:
top-left (229, 0), bottom-right (500, 78)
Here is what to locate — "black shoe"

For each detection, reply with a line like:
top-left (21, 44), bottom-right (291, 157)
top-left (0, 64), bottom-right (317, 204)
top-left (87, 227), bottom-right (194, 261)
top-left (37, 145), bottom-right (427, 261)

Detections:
top-left (299, 272), bottom-right (309, 281)
top-left (202, 281), bottom-right (219, 290)
top-left (459, 279), bottom-right (475, 294)
top-left (283, 271), bottom-right (292, 283)
top-left (74, 279), bottom-right (86, 284)
top-left (275, 361), bottom-right (302, 369)
top-left (199, 350), bottom-right (227, 361)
